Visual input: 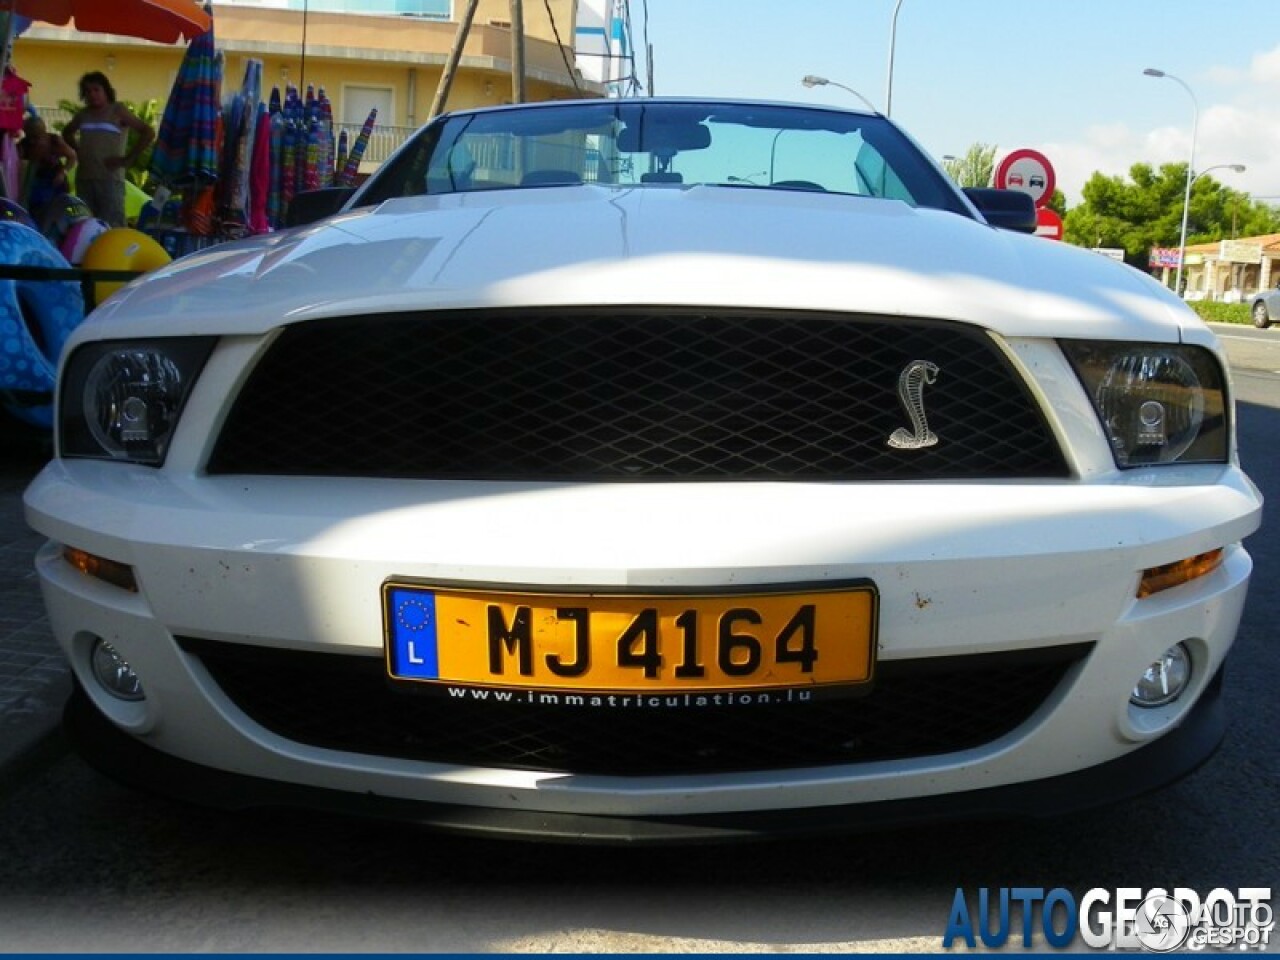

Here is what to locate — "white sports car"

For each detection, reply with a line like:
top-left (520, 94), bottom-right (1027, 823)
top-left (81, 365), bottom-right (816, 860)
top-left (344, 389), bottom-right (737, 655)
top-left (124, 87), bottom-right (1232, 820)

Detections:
top-left (25, 99), bottom-right (1262, 842)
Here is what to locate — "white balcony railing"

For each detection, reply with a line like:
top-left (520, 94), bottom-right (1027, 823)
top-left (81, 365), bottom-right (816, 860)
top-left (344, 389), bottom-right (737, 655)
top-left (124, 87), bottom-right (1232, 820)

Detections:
top-left (332, 122), bottom-right (416, 167)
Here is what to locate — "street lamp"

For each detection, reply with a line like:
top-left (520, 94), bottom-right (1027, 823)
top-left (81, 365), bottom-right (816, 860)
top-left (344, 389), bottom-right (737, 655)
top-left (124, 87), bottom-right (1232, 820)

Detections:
top-left (801, 75), bottom-right (879, 113)
top-left (1143, 67), bottom-right (1198, 295)
top-left (1189, 164), bottom-right (1246, 292)
top-left (1191, 163), bottom-right (1246, 186)
top-left (886, 0), bottom-right (905, 117)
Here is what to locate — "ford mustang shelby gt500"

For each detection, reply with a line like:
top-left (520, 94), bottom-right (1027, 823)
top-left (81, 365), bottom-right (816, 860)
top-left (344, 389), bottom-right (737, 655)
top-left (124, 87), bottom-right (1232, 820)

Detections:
top-left (25, 99), bottom-right (1262, 842)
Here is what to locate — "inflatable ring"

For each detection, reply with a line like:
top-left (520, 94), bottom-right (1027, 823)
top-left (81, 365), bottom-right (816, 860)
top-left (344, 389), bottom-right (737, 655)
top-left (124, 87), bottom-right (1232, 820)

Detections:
top-left (0, 222), bottom-right (86, 430)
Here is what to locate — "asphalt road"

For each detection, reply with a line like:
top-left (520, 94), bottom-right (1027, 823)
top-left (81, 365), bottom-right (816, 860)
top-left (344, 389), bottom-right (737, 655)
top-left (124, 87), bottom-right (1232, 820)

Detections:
top-left (0, 326), bottom-right (1275, 953)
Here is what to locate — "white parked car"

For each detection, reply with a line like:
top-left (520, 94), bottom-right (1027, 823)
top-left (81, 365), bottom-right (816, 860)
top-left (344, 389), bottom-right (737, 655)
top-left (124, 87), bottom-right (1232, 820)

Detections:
top-left (25, 99), bottom-right (1262, 842)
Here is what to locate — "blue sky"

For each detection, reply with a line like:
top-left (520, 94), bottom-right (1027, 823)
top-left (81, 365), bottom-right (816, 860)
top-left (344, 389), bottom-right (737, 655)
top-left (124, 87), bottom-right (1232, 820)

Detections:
top-left (635, 1), bottom-right (1280, 206)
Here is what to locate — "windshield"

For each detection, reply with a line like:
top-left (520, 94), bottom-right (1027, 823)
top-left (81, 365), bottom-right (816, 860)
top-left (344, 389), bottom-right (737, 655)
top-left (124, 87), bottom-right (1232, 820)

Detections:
top-left (356, 100), bottom-right (968, 214)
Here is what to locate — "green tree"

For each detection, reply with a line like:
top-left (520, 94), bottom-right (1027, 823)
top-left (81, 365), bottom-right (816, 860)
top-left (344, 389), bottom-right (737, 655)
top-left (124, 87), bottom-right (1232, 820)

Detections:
top-left (1064, 162), bottom-right (1280, 266)
top-left (123, 98), bottom-right (160, 191)
top-left (942, 143), bottom-right (997, 188)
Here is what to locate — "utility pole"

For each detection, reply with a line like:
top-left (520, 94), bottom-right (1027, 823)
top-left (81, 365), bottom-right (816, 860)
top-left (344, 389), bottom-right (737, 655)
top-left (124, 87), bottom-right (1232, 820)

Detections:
top-left (510, 0), bottom-right (526, 103)
top-left (428, 0), bottom-right (480, 119)
top-left (299, 0), bottom-right (309, 90)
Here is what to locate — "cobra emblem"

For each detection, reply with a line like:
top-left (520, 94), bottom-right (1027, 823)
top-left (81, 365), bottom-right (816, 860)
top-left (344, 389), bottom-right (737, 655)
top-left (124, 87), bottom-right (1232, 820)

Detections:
top-left (887, 360), bottom-right (940, 450)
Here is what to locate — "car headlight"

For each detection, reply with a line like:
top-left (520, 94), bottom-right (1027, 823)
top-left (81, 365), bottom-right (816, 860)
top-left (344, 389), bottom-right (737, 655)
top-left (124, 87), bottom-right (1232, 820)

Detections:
top-left (1059, 340), bottom-right (1227, 468)
top-left (59, 338), bottom-right (216, 465)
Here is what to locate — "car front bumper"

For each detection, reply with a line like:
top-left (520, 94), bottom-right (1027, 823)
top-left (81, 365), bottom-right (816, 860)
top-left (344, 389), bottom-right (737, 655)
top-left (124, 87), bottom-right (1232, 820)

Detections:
top-left (25, 460), bottom-right (1261, 836)
top-left (62, 666), bottom-right (1227, 844)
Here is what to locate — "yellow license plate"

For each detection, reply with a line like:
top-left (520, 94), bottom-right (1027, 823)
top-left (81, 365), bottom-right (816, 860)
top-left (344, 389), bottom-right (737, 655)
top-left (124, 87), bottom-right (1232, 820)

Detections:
top-left (383, 582), bottom-right (877, 695)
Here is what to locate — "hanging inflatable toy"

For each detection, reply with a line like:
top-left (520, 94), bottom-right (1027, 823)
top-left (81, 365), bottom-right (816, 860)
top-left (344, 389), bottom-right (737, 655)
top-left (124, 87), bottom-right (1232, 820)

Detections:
top-left (80, 227), bottom-right (172, 304)
top-left (0, 198), bottom-right (37, 229)
top-left (38, 194), bottom-right (93, 250)
top-left (60, 217), bottom-right (111, 266)
top-left (0, 222), bottom-right (86, 430)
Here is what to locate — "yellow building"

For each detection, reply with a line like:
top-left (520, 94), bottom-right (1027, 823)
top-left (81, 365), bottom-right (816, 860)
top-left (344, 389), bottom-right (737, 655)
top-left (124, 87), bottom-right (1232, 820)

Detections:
top-left (13, 0), bottom-right (601, 167)
top-left (1180, 234), bottom-right (1280, 303)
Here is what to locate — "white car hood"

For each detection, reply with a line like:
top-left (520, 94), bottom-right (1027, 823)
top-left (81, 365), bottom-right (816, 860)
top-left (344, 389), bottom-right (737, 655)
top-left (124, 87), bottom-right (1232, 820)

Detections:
top-left (83, 185), bottom-right (1195, 343)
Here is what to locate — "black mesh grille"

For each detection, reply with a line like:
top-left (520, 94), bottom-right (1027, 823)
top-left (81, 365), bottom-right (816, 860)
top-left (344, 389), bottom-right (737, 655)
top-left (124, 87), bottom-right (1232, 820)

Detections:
top-left (182, 638), bottom-right (1087, 775)
top-left (207, 309), bottom-right (1068, 480)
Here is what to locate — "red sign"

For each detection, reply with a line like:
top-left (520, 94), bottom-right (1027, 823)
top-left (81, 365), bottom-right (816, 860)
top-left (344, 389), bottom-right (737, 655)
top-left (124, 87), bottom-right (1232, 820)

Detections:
top-left (995, 148), bottom-right (1056, 209)
top-left (1035, 208), bottom-right (1063, 241)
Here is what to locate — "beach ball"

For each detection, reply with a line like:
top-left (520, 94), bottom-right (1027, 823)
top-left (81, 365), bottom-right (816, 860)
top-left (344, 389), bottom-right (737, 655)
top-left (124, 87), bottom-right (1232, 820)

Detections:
top-left (60, 217), bottom-right (111, 265)
top-left (81, 228), bottom-right (172, 304)
top-left (0, 198), bottom-right (36, 229)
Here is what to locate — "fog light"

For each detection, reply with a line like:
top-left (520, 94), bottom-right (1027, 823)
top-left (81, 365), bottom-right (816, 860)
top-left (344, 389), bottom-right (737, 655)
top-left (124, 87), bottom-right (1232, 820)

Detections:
top-left (91, 639), bottom-right (145, 701)
top-left (1130, 643), bottom-right (1191, 708)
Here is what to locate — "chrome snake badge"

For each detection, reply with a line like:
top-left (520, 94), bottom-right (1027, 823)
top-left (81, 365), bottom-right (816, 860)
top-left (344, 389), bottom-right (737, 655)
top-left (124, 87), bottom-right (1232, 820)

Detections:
top-left (887, 360), bottom-right (940, 449)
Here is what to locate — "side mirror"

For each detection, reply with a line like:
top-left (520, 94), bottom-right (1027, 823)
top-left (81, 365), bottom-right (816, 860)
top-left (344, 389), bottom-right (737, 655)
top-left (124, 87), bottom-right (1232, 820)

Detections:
top-left (963, 187), bottom-right (1038, 234)
top-left (285, 186), bottom-right (356, 227)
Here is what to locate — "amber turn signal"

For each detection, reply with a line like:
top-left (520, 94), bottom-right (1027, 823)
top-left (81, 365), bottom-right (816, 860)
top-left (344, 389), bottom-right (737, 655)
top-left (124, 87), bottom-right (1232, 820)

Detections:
top-left (62, 546), bottom-right (139, 593)
top-left (1137, 548), bottom-right (1224, 599)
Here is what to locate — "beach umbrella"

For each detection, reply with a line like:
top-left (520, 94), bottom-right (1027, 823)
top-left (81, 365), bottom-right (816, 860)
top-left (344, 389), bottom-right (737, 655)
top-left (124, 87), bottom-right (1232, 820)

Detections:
top-left (303, 117), bottom-right (322, 192)
top-left (338, 107), bottom-right (377, 186)
top-left (279, 86), bottom-right (300, 215)
top-left (280, 116), bottom-right (298, 216)
top-left (9, 0), bottom-right (210, 43)
top-left (221, 58), bottom-right (261, 226)
top-left (216, 81), bottom-right (243, 214)
top-left (279, 84), bottom-right (307, 215)
top-left (235, 59), bottom-right (262, 217)
top-left (248, 103), bottom-right (271, 234)
top-left (267, 99), bottom-right (285, 229)
top-left (334, 129), bottom-right (349, 183)
top-left (149, 18), bottom-right (221, 189)
top-left (316, 88), bottom-right (335, 187)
